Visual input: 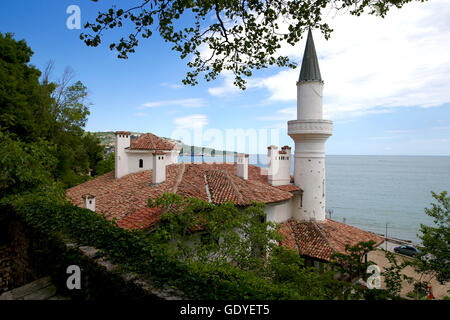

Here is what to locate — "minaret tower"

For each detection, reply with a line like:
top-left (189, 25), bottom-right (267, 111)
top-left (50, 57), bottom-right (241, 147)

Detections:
top-left (288, 29), bottom-right (333, 222)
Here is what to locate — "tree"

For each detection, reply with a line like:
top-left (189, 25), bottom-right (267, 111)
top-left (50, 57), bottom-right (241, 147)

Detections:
top-left (411, 191), bottom-right (450, 293)
top-left (81, 0), bottom-right (424, 89)
top-left (147, 193), bottom-right (388, 299)
top-left (94, 152), bottom-right (115, 176)
top-left (0, 130), bottom-right (58, 201)
top-left (381, 250), bottom-right (412, 298)
top-left (0, 32), bottom-right (102, 189)
top-left (0, 33), bottom-right (51, 142)
top-left (148, 193), bottom-right (281, 271)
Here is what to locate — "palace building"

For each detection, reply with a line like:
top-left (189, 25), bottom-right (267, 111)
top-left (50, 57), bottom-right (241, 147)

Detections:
top-left (67, 29), bottom-right (383, 265)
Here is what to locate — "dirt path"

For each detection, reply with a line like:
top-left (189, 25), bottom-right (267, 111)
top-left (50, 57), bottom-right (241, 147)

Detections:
top-left (367, 249), bottom-right (450, 299)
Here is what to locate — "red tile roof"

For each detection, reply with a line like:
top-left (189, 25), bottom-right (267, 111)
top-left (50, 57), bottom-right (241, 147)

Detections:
top-left (115, 131), bottom-right (131, 135)
top-left (130, 133), bottom-right (175, 150)
top-left (117, 207), bottom-right (162, 230)
top-left (279, 219), bottom-right (384, 261)
top-left (275, 184), bottom-right (301, 193)
top-left (66, 163), bottom-right (300, 229)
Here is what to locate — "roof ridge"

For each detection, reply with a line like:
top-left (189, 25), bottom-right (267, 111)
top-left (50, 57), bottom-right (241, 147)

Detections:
top-left (171, 163), bottom-right (186, 194)
top-left (312, 221), bottom-right (336, 253)
top-left (148, 133), bottom-right (156, 150)
top-left (223, 169), bottom-right (245, 204)
top-left (287, 219), bottom-right (302, 254)
top-left (203, 173), bottom-right (212, 203)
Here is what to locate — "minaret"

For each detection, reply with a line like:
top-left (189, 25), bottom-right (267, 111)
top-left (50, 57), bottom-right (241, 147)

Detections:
top-left (288, 29), bottom-right (333, 222)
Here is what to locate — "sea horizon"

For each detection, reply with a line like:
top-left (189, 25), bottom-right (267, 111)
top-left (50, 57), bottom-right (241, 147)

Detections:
top-left (180, 154), bottom-right (450, 243)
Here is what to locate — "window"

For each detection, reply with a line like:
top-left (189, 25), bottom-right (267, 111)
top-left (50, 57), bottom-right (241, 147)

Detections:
top-left (139, 159), bottom-right (143, 168)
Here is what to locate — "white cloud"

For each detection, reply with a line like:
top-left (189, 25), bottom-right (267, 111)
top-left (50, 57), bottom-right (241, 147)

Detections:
top-left (208, 71), bottom-right (241, 97)
top-left (133, 112), bottom-right (147, 117)
top-left (212, 0), bottom-right (450, 120)
top-left (140, 98), bottom-right (206, 108)
top-left (173, 114), bottom-right (208, 129)
top-left (256, 107), bottom-right (296, 121)
top-left (160, 82), bottom-right (184, 89)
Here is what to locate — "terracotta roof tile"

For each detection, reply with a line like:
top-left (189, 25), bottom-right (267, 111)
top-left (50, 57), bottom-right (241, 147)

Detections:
top-left (67, 162), bottom-right (301, 231)
top-left (130, 133), bottom-right (175, 150)
top-left (66, 165), bottom-right (179, 222)
top-left (205, 169), bottom-right (243, 204)
top-left (117, 207), bottom-right (162, 230)
top-left (279, 219), bottom-right (384, 261)
top-left (275, 184), bottom-right (301, 192)
top-left (115, 131), bottom-right (131, 135)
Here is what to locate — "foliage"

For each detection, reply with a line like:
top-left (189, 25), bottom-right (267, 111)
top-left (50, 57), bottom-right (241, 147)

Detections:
top-left (94, 152), bottom-right (115, 176)
top-left (0, 130), bottom-right (57, 197)
top-left (0, 32), bottom-right (105, 191)
top-left (148, 193), bottom-right (281, 272)
top-left (381, 250), bottom-right (412, 298)
top-left (0, 33), bottom-right (49, 142)
top-left (406, 190), bottom-right (450, 299)
top-left (81, 0), bottom-right (424, 89)
top-left (148, 193), bottom-right (376, 299)
top-left (414, 191), bottom-right (450, 284)
top-left (4, 191), bottom-right (389, 300)
top-left (4, 195), bottom-right (305, 299)
top-left (330, 240), bottom-right (377, 282)
top-left (329, 240), bottom-right (381, 299)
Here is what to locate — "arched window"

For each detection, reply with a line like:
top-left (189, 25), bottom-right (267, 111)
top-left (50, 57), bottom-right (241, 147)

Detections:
top-left (139, 159), bottom-right (143, 168)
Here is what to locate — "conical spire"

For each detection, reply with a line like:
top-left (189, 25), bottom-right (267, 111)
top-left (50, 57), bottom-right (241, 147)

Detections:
top-left (298, 29), bottom-right (322, 82)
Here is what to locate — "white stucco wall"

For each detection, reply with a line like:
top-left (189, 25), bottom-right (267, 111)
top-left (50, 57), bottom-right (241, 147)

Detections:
top-left (268, 147), bottom-right (291, 186)
top-left (126, 152), bottom-right (154, 173)
top-left (237, 154), bottom-right (248, 180)
top-left (83, 196), bottom-right (96, 212)
top-left (265, 199), bottom-right (292, 224)
top-left (115, 133), bottom-right (130, 179)
top-left (152, 153), bottom-right (166, 184)
top-left (292, 138), bottom-right (328, 221)
top-left (297, 81), bottom-right (323, 120)
top-left (115, 134), bottom-right (180, 179)
top-left (288, 79), bottom-right (332, 222)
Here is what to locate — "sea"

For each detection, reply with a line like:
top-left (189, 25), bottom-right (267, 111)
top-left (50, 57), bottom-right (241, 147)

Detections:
top-left (180, 155), bottom-right (450, 243)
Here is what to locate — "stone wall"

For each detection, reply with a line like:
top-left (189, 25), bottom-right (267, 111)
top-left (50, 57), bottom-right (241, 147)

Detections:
top-left (0, 218), bottom-right (37, 294)
top-left (0, 246), bottom-right (13, 292)
top-left (1, 212), bottom-right (183, 299)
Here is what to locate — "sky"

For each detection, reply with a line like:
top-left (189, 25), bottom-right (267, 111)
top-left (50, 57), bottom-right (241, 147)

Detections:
top-left (1, 0), bottom-right (449, 155)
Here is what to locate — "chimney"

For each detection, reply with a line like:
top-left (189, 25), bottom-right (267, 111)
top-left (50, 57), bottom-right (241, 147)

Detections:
top-left (152, 151), bottom-right (166, 184)
top-left (237, 153), bottom-right (249, 180)
top-left (82, 194), bottom-right (96, 211)
top-left (115, 131), bottom-right (131, 179)
top-left (268, 145), bottom-right (291, 186)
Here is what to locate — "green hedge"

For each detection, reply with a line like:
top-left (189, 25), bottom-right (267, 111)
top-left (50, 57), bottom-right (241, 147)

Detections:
top-left (6, 198), bottom-right (302, 300)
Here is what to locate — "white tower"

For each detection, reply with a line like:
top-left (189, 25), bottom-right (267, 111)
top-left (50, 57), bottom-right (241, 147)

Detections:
top-left (288, 29), bottom-right (333, 222)
top-left (115, 131), bottom-right (131, 179)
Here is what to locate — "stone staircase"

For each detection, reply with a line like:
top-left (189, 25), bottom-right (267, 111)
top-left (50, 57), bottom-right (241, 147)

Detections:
top-left (0, 276), bottom-right (68, 300)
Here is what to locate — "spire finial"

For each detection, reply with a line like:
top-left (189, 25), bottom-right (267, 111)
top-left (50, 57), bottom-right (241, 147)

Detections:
top-left (298, 28), bottom-right (322, 82)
